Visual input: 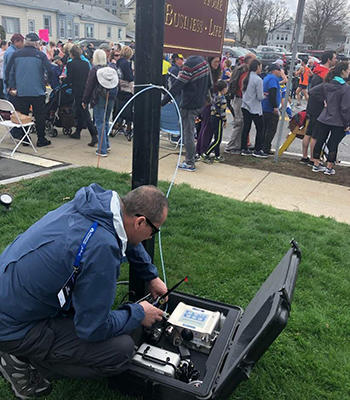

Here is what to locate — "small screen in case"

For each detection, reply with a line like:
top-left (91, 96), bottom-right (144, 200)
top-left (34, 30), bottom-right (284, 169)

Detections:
top-left (179, 309), bottom-right (208, 329)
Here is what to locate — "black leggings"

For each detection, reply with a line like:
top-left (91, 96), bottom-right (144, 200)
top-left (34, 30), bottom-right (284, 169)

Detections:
top-left (241, 108), bottom-right (264, 151)
top-left (205, 116), bottom-right (224, 157)
top-left (313, 122), bottom-right (345, 163)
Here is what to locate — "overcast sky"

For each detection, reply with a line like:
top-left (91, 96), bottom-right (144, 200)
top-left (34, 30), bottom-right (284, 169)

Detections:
top-left (285, 0), bottom-right (298, 14)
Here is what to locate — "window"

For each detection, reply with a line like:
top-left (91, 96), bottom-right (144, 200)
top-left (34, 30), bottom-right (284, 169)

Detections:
top-left (105, 0), bottom-right (110, 4)
top-left (276, 35), bottom-right (279, 40)
top-left (112, 9), bottom-right (117, 15)
top-left (112, 0), bottom-right (117, 5)
top-left (58, 17), bottom-right (66, 38)
top-left (43, 15), bottom-right (51, 34)
top-left (118, 28), bottom-right (122, 40)
top-left (85, 24), bottom-right (94, 38)
top-left (107, 26), bottom-right (112, 38)
top-left (28, 19), bottom-right (35, 33)
top-left (67, 19), bottom-right (73, 38)
top-left (2, 17), bottom-right (20, 34)
top-left (74, 23), bottom-right (79, 38)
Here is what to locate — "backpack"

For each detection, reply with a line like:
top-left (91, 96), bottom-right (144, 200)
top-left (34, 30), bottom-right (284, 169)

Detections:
top-left (228, 65), bottom-right (246, 97)
top-left (288, 110), bottom-right (307, 136)
top-left (95, 81), bottom-right (110, 99)
top-left (95, 66), bottom-right (116, 99)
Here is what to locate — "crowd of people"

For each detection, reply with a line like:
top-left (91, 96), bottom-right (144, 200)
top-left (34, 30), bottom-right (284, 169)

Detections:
top-left (0, 32), bottom-right (349, 175)
top-left (0, 33), bottom-right (134, 156)
top-left (163, 49), bottom-right (350, 176)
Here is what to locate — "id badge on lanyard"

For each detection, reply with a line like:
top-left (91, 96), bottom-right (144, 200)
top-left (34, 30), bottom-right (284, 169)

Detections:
top-left (57, 222), bottom-right (98, 308)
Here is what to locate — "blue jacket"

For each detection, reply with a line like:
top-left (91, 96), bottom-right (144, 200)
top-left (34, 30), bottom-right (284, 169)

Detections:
top-left (5, 45), bottom-right (52, 97)
top-left (49, 63), bottom-right (63, 90)
top-left (2, 44), bottom-right (17, 96)
top-left (262, 73), bottom-right (281, 113)
top-left (0, 184), bottom-right (158, 342)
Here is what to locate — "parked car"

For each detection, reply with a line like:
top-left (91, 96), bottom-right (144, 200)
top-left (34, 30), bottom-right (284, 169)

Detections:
top-left (257, 45), bottom-right (287, 54)
top-left (256, 51), bottom-right (283, 68)
top-left (222, 46), bottom-right (251, 65)
top-left (76, 39), bottom-right (110, 48)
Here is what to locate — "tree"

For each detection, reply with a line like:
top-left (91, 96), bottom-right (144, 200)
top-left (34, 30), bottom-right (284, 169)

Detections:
top-left (244, 0), bottom-right (290, 46)
top-left (265, 1), bottom-right (290, 33)
top-left (229, 0), bottom-right (290, 45)
top-left (304, 0), bottom-right (349, 49)
top-left (228, 0), bottom-right (257, 43)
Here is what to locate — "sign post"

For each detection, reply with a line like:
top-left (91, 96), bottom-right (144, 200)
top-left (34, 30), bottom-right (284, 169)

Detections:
top-left (130, 0), bottom-right (165, 301)
top-left (130, 0), bottom-right (228, 301)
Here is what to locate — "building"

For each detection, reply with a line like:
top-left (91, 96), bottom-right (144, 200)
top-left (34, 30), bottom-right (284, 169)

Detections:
top-left (119, 0), bottom-right (135, 41)
top-left (0, 0), bottom-right (127, 43)
top-left (325, 35), bottom-right (346, 53)
top-left (267, 18), bottom-right (305, 51)
top-left (74, 0), bottom-right (123, 17)
top-left (344, 33), bottom-right (350, 57)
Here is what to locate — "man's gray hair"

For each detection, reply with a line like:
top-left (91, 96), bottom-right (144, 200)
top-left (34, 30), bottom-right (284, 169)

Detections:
top-left (122, 185), bottom-right (168, 223)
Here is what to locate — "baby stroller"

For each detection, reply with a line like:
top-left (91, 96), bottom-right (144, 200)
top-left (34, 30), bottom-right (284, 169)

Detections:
top-left (45, 83), bottom-right (75, 137)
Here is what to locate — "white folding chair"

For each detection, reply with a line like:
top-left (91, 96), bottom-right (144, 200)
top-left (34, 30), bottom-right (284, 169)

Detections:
top-left (0, 99), bottom-right (37, 157)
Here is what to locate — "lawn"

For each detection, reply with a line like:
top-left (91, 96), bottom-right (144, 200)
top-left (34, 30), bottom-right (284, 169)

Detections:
top-left (0, 167), bottom-right (349, 400)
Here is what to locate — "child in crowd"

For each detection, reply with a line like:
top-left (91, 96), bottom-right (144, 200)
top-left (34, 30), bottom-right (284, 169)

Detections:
top-left (202, 80), bottom-right (228, 163)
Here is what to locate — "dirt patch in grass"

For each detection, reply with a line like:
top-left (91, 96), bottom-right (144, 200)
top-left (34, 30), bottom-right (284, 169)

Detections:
top-left (222, 153), bottom-right (350, 187)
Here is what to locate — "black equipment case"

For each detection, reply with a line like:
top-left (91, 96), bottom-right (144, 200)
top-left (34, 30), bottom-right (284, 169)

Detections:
top-left (110, 241), bottom-right (301, 400)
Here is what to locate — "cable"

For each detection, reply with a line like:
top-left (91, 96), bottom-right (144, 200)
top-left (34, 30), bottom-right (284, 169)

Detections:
top-left (108, 84), bottom-right (184, 296)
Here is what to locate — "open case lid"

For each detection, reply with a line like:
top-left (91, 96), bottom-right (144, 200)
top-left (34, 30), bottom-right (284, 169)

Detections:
top-left (214, 240), bottom-right (301, 399)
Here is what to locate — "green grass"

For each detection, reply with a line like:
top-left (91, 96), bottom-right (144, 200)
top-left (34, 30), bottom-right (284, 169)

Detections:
top-left (0, 167), bottom-right (349, 400)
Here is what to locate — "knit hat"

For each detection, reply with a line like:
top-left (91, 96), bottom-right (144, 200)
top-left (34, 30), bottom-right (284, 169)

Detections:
top-left (25, 33), bottom-right (40, 42)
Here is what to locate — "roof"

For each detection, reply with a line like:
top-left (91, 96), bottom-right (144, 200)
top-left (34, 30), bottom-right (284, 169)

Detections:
top-left (268, 18), bottom-right (294, 33)
top-left (0, 0), bottom-right (127, 26)
top-left (125, 0), bottom-right (136, 8)
top-left (126, 30), bottom-right (135, 39)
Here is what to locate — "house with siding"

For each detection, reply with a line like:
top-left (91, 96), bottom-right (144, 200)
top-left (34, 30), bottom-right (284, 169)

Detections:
top-left (266, 18), bottom-right (305, 51)
top-left (119, 0), bottom-right (135, 41)
top-left (0, 0), bottom-right (127, 43)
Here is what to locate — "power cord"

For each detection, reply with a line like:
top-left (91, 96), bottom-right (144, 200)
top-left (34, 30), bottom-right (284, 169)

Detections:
top-left (112, 84), bottom-right (184, 300)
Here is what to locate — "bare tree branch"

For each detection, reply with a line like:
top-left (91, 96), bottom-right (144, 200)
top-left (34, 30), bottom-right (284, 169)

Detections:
top-left (304, 0), bottom-right (349, 49)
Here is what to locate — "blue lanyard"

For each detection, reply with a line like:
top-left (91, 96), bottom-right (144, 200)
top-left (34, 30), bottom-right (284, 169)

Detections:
top-left (73, 221), bottom-right (98, 273)
top-left (57, 222), bottom-right (98, 309)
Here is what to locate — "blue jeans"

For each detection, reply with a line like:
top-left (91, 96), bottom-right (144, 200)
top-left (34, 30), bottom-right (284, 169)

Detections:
top-left (93, 97), bottom-right (115, 155)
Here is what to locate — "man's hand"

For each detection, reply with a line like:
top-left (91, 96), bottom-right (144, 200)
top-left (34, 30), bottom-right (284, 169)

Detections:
top-left (139, 301), bottom-right (164, 327)
top-left (81, 102), bottom-right (87, 109)
top-left (148, 277), bottom-right (168, 301)
top-left (273, 108), bottom-right (279, 115)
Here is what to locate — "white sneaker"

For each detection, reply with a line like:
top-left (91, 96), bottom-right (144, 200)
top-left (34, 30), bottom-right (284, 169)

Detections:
top-left (96, 151), bottom-right (108, 157)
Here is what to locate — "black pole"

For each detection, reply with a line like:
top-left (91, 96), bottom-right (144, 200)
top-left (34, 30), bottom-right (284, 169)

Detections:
top-left (129, 0), bottom-right (165, 301)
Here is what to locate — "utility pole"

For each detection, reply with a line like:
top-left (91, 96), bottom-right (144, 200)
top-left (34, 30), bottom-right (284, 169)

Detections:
top-left (274, 0), bottom-right (306, 162)
top-left (129, 0), bottom-right (165, 301)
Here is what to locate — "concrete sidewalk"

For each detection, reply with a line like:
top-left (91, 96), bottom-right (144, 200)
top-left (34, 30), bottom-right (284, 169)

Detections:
top-left (0, 131), bottom-right (349, 224)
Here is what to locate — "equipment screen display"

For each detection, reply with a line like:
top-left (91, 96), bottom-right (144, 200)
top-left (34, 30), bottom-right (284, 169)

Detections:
top-left (179, 309), bottom-right (208, 329)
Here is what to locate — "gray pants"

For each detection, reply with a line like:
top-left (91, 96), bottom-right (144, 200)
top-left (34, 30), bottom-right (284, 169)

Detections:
top-left (225, 97), bottom-right (243, 151)
top-left (181, 108), bottom-right (201, 165)
top-left (0, 317), bottom-right (134, 379)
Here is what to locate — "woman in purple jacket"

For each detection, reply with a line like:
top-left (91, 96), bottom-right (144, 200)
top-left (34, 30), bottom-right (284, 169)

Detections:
top-left (312, 61), bottom-right (350, 176)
